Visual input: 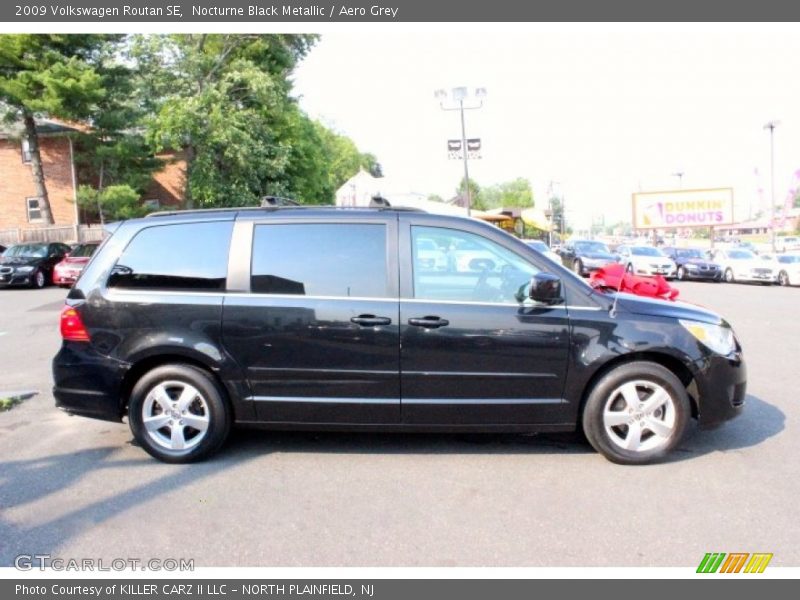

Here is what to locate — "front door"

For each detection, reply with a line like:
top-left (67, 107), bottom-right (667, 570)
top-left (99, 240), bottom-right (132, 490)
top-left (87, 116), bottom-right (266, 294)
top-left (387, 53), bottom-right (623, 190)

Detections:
top-left (399, 217), bottom-right (571, 425)
top-left (222, 217), bottom-right (400, 424)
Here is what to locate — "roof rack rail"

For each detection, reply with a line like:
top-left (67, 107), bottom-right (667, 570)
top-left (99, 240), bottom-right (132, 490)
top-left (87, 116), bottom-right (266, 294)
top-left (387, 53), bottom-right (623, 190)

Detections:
top-left (145, 204), bottom-right (426, 218)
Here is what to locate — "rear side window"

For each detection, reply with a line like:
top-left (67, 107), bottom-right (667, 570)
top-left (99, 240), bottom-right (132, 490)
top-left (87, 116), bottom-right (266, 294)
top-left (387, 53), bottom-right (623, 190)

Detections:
top-left (251, 223), bottom-right (388, 297)
top-left (109, 222), bottom-right (233, 291)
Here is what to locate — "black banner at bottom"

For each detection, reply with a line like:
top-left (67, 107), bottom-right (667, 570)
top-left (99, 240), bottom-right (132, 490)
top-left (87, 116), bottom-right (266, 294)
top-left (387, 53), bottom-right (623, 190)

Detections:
top-left (2, 579), bottom-right (793, 600)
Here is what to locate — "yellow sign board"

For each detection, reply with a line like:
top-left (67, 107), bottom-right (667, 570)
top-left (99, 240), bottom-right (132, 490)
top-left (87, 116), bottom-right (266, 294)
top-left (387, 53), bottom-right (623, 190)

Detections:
top-left (632, 188), bottom-right (734, 229)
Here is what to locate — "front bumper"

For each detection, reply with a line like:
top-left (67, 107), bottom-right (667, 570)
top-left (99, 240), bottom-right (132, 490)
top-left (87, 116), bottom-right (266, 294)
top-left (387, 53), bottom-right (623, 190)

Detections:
top-left (681, 268), bottom-right (722, 280)
top-left (732, 271), bottom-right (777, 283)
top-left (693, 351), bottom-right (747, 429)
top-left (0, 271), bottom-right (34, 287)
top-left (52, 342), bottom-right (129, 422)
top-left (53, 270), bottom-right (81, 286)
top-left (631, 265), bottom-right (676, 277)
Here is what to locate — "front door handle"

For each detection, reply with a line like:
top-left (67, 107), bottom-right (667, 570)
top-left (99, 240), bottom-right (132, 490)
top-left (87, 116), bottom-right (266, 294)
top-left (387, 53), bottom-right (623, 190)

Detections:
top-left (408, 316), bottom-right (450, 329)
top-left (351, 315), bottom-right (392, 327)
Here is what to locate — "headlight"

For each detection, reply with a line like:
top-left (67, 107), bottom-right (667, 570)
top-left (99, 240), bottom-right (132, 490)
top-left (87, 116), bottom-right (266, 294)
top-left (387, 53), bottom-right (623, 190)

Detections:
top-left (16, 266), bottom-right (34, 273)
top-left (679, 319), bottom-right (736, 355)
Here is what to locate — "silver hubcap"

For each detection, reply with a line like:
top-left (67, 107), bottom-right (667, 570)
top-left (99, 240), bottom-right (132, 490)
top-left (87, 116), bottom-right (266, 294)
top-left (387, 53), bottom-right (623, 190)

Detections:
top-left (142, 381), bottom-right (210, 451)
top-left (36, 271), bottom-right (44, 286)
top-left (603, 380), bottom-right (676, 453)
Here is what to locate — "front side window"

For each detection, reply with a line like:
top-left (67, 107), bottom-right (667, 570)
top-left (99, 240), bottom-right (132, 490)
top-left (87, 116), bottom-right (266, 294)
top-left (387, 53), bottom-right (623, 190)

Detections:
top-left (26, 197), bottom-right (42, 222)
top-left (251, 223), bottom-right (389, 298)
top-left (411, 226), bottom-right (538, 304)
top-left (108, 221), bottom-right (233, 291)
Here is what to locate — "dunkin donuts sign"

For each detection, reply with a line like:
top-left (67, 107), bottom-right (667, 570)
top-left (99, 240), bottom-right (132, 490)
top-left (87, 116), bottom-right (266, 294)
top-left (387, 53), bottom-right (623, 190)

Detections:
top-left (632, 188), bottom-right (734, 229)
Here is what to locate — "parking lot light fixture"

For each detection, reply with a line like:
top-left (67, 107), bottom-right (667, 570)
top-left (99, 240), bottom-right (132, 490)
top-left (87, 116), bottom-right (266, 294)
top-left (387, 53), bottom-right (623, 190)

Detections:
top-left (763, 120), bottom-right (780, 252)
top-left (435, 86), bottom-right (487, 217)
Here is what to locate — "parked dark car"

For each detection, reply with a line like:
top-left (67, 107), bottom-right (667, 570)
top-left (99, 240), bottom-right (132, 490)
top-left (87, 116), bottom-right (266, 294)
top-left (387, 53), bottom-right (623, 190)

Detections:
top-left (53, 242), bottom-right (101, 288)
top-left (661, 247), bottom-right (722, 281)
top-left (558, 239), bottom-right (618, 276)
top-left (52, 207), bottom-right (745, 465)
top-left (0, 242), bottom-right (71, 288)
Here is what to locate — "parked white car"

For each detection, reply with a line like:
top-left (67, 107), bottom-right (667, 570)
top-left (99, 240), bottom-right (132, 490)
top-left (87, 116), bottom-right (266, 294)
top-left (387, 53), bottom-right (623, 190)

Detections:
top-left (414, 237), bottom-right (447, 271)
top-left (709, 248), bottom-right (777, 284)
top-left (776, 236), bottom-right (800, 253)
top-left (615, 245), bottom-right (677, 278)
top-left (764, 253), bottom-right (800, 286)
top-left (524, 239), bottom-right (561, 263)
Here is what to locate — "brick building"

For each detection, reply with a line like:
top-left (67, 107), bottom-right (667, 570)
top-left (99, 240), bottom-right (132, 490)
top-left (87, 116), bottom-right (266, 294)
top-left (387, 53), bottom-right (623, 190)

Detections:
top-left (0, 120), bottom-right (79, 231)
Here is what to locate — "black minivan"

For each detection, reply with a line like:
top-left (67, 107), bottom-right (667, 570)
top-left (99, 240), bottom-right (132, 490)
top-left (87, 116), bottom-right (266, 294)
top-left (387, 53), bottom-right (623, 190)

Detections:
top-left (52, 207), bottom-right (745, 464)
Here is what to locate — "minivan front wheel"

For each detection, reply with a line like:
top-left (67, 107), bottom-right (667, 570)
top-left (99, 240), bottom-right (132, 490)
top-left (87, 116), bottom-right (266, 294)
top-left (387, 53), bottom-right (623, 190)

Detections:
top-left (582, 362), bottom-right (690, 465)
top-left (128, 364), bottom-right (231, 463)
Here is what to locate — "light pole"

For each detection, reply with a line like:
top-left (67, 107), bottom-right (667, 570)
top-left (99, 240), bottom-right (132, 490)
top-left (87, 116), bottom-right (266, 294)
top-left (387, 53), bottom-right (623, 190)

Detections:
top-left (435, 86), bottom-right (486, 216)
top-left (763, 120), bottom-right (780, 252)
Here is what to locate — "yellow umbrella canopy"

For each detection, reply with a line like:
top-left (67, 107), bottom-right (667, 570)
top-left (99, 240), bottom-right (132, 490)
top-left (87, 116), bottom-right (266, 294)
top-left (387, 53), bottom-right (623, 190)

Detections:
top-left (520, 208), bottom-right (550, 230)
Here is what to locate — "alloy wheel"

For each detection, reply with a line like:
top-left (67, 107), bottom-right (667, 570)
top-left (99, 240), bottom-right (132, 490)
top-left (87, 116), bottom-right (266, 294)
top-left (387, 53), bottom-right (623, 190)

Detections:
top-left (141, 381), bottom-right (210, 451)
top-left (602, 380), bottom-right (677, 453)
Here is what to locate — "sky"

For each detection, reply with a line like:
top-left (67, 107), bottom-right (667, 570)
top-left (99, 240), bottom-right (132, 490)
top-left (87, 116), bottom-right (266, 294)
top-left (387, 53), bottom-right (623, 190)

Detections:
top-left (292, 25), bottom-right (800, 229)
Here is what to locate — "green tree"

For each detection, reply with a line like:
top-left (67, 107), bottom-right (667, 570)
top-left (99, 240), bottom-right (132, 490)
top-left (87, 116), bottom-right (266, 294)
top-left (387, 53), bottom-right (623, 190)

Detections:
top-left (456, 177), bottom-right (482, 209)
top-left (479, 177), bottom-right (534, 210)
top-left (133, 34), bottom-right (318, 208)
top-left (77, 184), bottom-right (147, 221)
top-left (0, 34), bottom-right (119, 224)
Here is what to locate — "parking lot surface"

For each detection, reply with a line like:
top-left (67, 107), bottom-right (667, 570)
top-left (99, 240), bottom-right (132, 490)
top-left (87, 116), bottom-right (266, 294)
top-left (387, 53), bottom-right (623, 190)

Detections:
top-left (1, 282), bottom-right (798, 567)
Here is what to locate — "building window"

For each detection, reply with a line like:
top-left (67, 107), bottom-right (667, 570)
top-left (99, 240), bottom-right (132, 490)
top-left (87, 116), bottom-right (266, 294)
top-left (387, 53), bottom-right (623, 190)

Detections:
top-left (26, 198), bottom-right (43, 222)
top-left (21, 139), bottom-right (32, 163)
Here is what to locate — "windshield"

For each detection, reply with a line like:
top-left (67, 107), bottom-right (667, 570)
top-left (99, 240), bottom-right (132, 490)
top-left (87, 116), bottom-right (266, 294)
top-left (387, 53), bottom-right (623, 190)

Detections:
top-left (778, 255), bottom-right (800, 264)
top-left (2, 243), bottom-right (48, 258)
top-left (69, 243), bottom-right (98, 258)
top-left (676, 249), bottom-right (704, 259)
top-left (728, 250), bottom-right (755, 260)
top-left (631, 246), bottom-right (664, 257)
top-left (574, 241), bottom-right (609, 254)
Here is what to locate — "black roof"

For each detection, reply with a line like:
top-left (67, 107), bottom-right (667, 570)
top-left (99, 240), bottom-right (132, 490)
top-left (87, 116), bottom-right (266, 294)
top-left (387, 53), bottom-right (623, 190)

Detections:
top-left (145, 205), bottom-right (425, 219)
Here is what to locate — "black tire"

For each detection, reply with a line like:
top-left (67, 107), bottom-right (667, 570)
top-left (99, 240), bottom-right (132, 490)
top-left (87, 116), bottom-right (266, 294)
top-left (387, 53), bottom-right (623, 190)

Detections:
top-left (31, 269), bottom-right (46, 289)
top-left (128, 364), bottom-right (231, 463)
top-left (677, 266), bottom-right (686, 281)
top-left (724, 268), bottom-right (734, 283)
top-left (582, 361), bottom-right (690, 465)
top-left (573, 259), bottom-right (584, 276)
top-left (625, 263), bottom-right (634, 274)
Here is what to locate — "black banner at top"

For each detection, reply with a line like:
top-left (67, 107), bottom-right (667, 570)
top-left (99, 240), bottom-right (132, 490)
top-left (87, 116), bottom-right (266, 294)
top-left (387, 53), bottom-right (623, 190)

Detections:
top-left (4, 0), bottom-right (800, 23)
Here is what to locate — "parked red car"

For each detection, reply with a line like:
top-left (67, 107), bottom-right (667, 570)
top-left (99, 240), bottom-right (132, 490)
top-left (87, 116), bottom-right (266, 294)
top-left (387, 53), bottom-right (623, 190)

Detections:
top-left (53, 242), bottom-right (100, 288)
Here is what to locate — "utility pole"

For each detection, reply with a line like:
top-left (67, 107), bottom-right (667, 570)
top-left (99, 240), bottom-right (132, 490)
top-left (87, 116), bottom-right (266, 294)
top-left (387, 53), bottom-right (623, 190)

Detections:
top-left (763, 120), bottom-right (780, 252)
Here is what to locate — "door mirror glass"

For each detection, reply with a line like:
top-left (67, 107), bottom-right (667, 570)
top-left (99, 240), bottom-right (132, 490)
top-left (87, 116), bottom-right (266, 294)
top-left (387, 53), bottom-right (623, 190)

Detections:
top-left (529, 273), bottom-right (563, 305)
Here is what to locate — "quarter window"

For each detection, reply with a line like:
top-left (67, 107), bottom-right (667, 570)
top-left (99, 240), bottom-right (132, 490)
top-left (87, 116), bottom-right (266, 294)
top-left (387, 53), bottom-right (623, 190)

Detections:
top-left (251, 223), bottom-right (389, 297)
top-left (108, 222), bottom-right (233, 291)
top-left (411, 226), bottom-right (538, 303)
top-left (26, 197), bottom-right (43, 222)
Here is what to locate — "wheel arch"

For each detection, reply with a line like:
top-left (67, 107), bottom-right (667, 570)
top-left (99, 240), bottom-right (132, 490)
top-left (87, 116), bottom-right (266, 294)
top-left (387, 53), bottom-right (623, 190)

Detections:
top-left (578, 351), bottom-right (698, 422)
top-left (119, 353), bottom-right (234, 417)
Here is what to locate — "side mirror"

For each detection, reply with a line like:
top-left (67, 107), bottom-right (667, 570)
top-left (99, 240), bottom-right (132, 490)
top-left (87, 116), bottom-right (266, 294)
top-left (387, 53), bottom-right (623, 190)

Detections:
top-left (529, 273), bottom-right (563, 305)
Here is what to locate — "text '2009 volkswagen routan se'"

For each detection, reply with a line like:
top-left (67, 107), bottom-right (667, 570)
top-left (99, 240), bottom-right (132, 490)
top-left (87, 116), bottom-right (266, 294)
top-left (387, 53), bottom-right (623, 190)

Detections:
top-left (52, 207), bottom-right (746, 464)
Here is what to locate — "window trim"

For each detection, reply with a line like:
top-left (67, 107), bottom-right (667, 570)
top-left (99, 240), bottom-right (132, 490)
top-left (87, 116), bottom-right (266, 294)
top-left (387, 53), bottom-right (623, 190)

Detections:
top-left (26, 197), bottom-right (43, 223)
top-left (21, 138), bottom-right (32, 164)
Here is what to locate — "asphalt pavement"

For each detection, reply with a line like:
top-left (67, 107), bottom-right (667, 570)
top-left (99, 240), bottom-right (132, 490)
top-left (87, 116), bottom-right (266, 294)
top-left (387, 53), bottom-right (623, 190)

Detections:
top-left (0, 282), bottom-right (798, 567)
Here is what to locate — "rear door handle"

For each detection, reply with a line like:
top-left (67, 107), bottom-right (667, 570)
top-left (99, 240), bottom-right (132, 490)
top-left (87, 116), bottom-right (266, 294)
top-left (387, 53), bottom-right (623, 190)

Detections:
top-left (351, 315), bottom-right (392, 327)
top-left (408, 316), bottom-right (450, 329)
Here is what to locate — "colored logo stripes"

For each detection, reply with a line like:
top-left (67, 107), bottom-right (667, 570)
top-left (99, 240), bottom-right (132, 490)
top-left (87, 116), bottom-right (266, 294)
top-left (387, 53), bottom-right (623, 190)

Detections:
top-left (697, 553), bottom-right (773, 573)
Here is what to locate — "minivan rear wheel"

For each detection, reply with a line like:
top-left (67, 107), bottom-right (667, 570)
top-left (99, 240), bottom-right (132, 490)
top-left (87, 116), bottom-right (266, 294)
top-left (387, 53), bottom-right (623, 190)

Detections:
top-left (582, 362), bottom-right (690, 465)
top-left (128, 364), bottom-right (231, 463)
